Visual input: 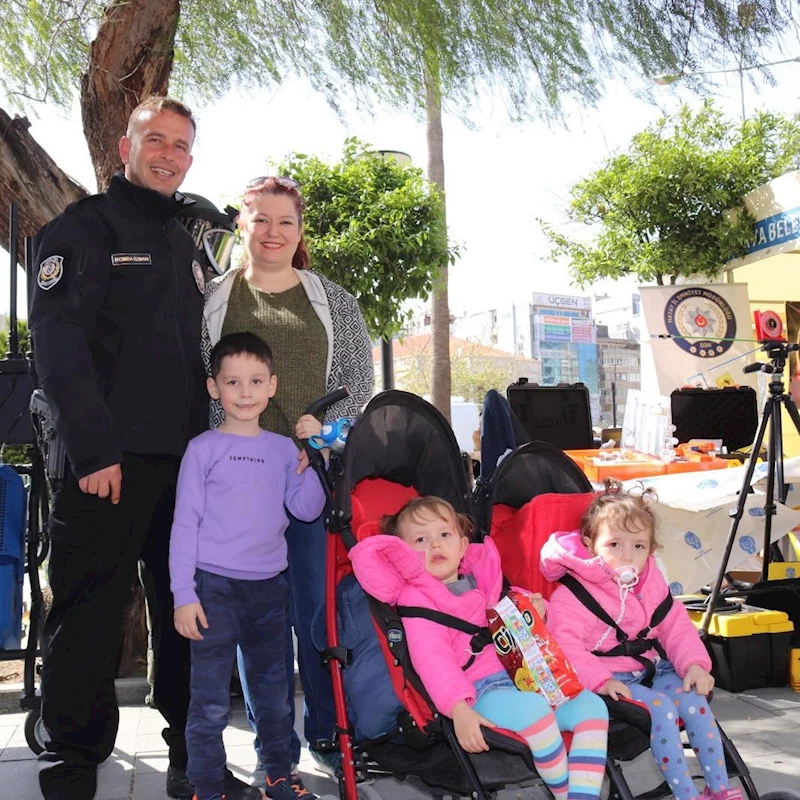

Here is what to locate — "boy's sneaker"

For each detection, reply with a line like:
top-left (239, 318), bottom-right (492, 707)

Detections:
top-left (265, 775), bottom-right (318, 800)
top-left (701, 788), bottom-right (745, 800)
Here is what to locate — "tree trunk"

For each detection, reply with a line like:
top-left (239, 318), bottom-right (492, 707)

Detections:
top-left (0, 109), bottom-right (88, 266)
top-left (425, 71), bottom-right (451, 422)
top-left (80, 0), bottom-right (180, 190)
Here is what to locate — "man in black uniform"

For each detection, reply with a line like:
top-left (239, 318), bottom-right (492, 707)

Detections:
top-left (29, 97), bottom-right (258, 800)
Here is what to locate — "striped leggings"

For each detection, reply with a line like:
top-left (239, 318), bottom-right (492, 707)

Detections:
top-left (474, 685), bottom-right (608, 800)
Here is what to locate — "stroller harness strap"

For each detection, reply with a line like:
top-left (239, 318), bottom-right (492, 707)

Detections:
top-left (559, 573), bottom-right (673, 687)
top-left (396, 605), bottom-right (493, 670)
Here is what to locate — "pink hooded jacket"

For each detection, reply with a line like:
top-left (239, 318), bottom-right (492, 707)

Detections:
top-left (539, 530), bottom-right (711, 693)
top-left (349, 534), bottom-right (505, 717)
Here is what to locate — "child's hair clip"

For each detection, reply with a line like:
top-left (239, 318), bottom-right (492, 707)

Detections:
top-left (627, 480), bottom-right (658, 504)
top-left (603, 477), bottom-right (623, 495)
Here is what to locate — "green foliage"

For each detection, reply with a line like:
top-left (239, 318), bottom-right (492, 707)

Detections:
top-left (0, 320), bottom-right (31, 465)
top-left (2, 1), bottom-right (797, 123)
top-left (398, 342), bottom-right (519, 403)
top-left (0, 321), bottom-right (30, 358)
top-left (276, 139), bottom-right (455, 340)
top-left (543, 102), bottom-right (800, 286)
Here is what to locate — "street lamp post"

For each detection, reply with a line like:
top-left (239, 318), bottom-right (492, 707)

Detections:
top-left (654, 56), bottom-right (800, 121)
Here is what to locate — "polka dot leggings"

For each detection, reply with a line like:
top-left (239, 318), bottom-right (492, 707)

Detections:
top-left (620, 669), bottom-right (728, 799)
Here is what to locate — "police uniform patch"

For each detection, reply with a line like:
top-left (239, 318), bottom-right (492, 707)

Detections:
top-left (37, 255), bottom-right (64, 291)
top-left (111, 253), bottom-right (152, 266)
top-left (192, 260), bottom-right (205, 293)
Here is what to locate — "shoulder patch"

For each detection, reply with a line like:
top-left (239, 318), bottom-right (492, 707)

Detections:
top-left (192, 260), bottom-right (205, 293)
top-left (37, 255), bottom-right (64, 290)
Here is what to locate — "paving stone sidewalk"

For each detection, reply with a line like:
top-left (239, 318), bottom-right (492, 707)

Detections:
top-left (1, 687), bottom-right (798, 799)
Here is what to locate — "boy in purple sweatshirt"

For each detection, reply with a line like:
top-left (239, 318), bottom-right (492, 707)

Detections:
top-left (169, 331), bottom-right (326, 800)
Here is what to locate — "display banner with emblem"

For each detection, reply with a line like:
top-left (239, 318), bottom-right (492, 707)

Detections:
top-left (640, 284), bottom-right (758, 394)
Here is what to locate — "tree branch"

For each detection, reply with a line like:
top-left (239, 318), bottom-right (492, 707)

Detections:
top-left (0, 107), bottom-right (88, 267)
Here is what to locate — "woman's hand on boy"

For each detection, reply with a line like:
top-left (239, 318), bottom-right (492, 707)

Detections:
top-left (451, 700), bottom-right (495, 753)
top-left (174, 602), bottom-right (209, 641)
top-left (599, 678), bottom-right (632, 701)
top-left (683, 664), bottom-right (715, 695)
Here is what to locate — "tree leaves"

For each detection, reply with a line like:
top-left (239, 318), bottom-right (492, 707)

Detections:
top-left (543, 101), bottom-right (800, 286)
top-left (3, 2), bottom-right (798, 123)
top-left (277, 139), bottom-right (456, 340)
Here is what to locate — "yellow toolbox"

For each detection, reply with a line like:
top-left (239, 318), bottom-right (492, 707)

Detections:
top-left (687, 604), bottom-right (794, 692)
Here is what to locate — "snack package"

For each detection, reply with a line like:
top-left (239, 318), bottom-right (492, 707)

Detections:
top-left (487, 590), bottom-right (583, 708)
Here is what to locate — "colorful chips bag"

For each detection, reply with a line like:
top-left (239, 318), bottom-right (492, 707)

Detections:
top-left (487, 590), bottom-right (583, 708)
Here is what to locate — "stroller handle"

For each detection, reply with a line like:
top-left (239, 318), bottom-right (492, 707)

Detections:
top-left (302, 387), bottom-right (350, 501)
top-left (304, 386), bottom-right (350, 420)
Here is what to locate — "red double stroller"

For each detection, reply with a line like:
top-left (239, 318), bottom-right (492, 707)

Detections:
top-left (314, 390), bottom-right (781, 800)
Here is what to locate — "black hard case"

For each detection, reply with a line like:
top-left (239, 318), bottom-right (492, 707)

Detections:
top-left (670, 386), bottom-right (758, 452)
top-left (506, 380), bottom-right (594, 451)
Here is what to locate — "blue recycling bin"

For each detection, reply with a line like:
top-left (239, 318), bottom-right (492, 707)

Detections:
top-left (0, 464), bottom-right (26, 651)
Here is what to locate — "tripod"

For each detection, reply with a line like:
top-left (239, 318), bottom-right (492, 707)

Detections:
top-left (698, 338), bottom-right (800, 637)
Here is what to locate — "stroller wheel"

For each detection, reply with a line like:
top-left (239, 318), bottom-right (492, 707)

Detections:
top-left (24, 708), bottom-right (47, 755)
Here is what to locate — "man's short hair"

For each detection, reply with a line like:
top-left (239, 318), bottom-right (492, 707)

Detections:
top-left (210, 332), bottom-right (274, 378)
top-left (127, 96), bottom-right (196, 137)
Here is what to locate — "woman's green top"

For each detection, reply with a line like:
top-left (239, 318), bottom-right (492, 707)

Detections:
top-left (221, 272), bottom-right (327, 438)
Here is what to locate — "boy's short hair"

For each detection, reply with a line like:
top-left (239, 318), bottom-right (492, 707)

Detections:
top-left (209, 332), bottom-right (274, 378)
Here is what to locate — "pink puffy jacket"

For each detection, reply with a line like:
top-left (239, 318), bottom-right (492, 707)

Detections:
top-left (539, 530), bottom-right (711, 693)
top-left (349, 535), bottom-right (505, 717)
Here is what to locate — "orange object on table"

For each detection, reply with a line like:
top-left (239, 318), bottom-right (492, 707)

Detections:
top-left (564, 449), bottom-right (666, 482)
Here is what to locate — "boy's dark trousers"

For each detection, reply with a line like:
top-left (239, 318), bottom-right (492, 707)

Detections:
top-left (38, 454), bottom-right (190, 800)
top-left (187, 569), bottom-right (292, 800)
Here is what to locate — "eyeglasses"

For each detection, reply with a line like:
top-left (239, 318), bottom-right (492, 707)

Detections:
top-left (246, 176), bottom-right (300, 191)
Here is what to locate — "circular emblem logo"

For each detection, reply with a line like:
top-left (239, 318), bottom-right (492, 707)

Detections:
top-left (664, 287), bottom-right (735, 357)
top-left (684, 531), bottom-right (702, 550)
top-left (739, 535), bottom-right (757, 555)
top-left (669, 581), bottom-right (684, 596)
top-left (696, 479), bottom-right (719, 490)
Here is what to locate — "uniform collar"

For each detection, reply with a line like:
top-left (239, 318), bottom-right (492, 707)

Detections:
top-left (108, 173), bottom-right (194, 223)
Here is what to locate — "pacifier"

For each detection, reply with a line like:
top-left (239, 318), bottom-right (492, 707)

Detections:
top-left (614, 564), bottom-right (640, 586)
top-left (308, 418), bottom-right (353, 452)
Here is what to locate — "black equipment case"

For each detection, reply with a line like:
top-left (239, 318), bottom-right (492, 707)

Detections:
top-left (506, 379), bottom-right (594, 451)
top-left (670, 386), bottom-right (758, 453)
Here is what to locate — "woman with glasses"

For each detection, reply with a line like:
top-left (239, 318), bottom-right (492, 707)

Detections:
top-left (202, 176), bottom-right (373, 792)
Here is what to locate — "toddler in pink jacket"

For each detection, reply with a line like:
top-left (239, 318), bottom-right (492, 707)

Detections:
top-left (540, 483), bottom-right (742, 800)
top-left (350, 496), bottom-right (609, 800)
